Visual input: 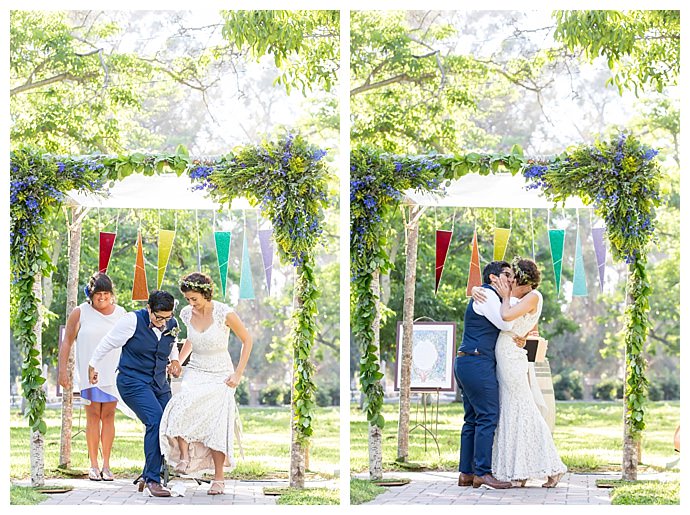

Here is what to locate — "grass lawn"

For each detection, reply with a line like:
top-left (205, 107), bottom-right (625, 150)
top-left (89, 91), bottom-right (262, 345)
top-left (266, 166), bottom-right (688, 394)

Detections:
top-left (350, 400), bottom-right (680, 474)
top-left (10, 405), bottom-right (340, 482)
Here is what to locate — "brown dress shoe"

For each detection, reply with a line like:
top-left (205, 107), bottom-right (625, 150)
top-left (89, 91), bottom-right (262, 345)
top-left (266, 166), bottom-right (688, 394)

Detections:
top-left (144, 480), bottom-right (171, 497)
top-left (458, 472), bottom-right (474, 486)
top-left (472, 474), bottom-right (512, 489)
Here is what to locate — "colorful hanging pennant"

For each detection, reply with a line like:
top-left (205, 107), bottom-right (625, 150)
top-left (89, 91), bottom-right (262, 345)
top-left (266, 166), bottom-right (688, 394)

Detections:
top-left (156, 230), bottom-right (176, 290)
top-left (99, 232), bottom-right (116, 273)
top-left (258, 229), bottom-right (274, 295)
top-left (466, 230), bottom-right (482, 296)
top-left (493, 228), bottom-right (511, 261)
top-left (214, 231), bottom-right (232, 299)
top-left (239, 232), bottom-right (255, 299)
top-left (591, 227), bottom-right (607, 293)
top-left (572, 228), bottom-right (588, 296)
top-left (132, 231), bottom-right (149, 301)
top-left (435, 230), bottom-right (453, 294)
top-left (548, 229), bottom-right (565, 294)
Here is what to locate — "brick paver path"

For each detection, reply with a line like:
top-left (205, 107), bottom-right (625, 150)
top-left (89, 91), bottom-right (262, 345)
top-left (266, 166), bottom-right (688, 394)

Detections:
top-left (16, 477), bottom-right (337, 505)
top-left (355, 471), bottom-right (613, 505)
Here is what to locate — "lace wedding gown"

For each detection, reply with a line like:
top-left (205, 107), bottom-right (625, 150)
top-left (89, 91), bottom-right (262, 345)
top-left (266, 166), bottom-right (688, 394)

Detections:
top-left (492, 290), bottom-right (567, 482)
top-left (160, 301), bottom-right (242, 475)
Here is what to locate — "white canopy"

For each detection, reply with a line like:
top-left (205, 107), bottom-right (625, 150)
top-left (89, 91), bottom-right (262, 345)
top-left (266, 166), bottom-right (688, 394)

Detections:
top-left (65, 173), bottom-right (253, 210)
top-left (404, 172), bottom-right (587, 209)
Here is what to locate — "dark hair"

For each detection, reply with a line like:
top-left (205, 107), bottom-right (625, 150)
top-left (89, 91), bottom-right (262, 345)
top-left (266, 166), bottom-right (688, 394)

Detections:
top-left (482, 261), bottom-right (511, 284)
top-left (148, 290), bottom-right (175, 312)
top-left (179, 272), bottom-right (214, 301)
top-left (85, 273), bottom-right (114, 302)
top-left (512, 257), bottom-right (541, 288)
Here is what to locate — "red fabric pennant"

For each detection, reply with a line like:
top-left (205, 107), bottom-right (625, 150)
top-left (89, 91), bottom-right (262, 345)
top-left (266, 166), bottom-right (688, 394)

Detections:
top-left (435, 230), bottom-right (453, 294)
top-left (99, 232), bottom-right (117, 273)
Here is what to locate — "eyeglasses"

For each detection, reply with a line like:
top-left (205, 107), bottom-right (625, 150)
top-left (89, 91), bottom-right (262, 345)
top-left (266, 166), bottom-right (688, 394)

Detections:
top-left (151, 312), bottom-right (174, 322)
top-left (500, 271), bottom-right (514, 279)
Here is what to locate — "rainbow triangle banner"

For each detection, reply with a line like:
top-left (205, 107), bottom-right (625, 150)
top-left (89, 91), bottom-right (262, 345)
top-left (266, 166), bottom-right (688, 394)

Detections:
top-left (214, 231), bottom-right (232, 298)
top-left (493, 228), bottom-right (511, 261)
top-left (466, 230), bottom-right (482, 296)
top-left (258, 229), bottom-right (274, 295)
top-left (99, 232), bottom-right (116, 273)
top-left (156, 230), bottom-right (176, 290)
top-left (239, 233), bottom-right (255, 300)
top-left (548, 229), bottom-right (565, 294)
top-left (132, 231), bottom-right (149, 301)
top-left (592, 227), bottom-right (607, 293)
top-left (435, 230), bottom-right (453, 294)
top-left (572, 228), bottom-right (588, 296)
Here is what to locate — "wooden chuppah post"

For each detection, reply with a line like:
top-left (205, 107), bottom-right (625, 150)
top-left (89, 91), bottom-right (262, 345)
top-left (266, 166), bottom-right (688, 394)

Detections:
top-left (397, 204), bottom-right (426, 463)
top-left (58, 205), bottom-right (90, 468)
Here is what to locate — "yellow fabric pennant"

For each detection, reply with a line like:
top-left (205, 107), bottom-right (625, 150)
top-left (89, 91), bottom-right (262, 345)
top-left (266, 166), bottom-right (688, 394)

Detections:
top-left (157, 230), bottom-right (176, 290)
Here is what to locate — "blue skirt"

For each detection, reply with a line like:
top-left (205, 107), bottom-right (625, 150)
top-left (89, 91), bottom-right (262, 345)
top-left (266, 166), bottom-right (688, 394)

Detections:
top-left (81, 386), bottom-right (118, 404)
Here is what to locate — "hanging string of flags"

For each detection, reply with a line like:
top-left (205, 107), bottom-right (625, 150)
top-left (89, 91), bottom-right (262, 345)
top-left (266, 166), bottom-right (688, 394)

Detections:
top-left (95, 211), bottom-right (274, 301)
top-left (431, 208), bottom-right (607, 298)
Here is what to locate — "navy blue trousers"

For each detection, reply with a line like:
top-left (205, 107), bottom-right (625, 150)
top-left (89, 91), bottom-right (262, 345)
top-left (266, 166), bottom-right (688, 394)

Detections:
top-left (453, 355), bottom-right (499, 476)
top-left (117, 374), bottom-right (171, 483)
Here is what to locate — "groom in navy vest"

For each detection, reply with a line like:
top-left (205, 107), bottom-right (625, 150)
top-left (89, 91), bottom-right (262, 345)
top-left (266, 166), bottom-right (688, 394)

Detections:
top-left (89, 290), bottom-right (181, 497)
top-left (454, 261), bottom-right (515, 490)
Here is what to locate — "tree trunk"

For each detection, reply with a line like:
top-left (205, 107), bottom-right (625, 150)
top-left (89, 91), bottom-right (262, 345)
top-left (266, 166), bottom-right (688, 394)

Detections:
top-left (369, 270), bottom-right (383, 480)
top-left (59, 207), bottom-right (84, 468)
top-left (622, 270), bottom-right (638, 480)
top-left (289, 286), bottom-right (306, 488)
top-left (31, 275), bottom-right (45, 487)
top-left (397, 206), bottom-right (421, 463)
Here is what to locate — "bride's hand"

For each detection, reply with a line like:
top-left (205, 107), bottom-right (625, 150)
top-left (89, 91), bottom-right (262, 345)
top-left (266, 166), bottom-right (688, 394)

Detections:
top-left (470, 286), bottom-right (488, 304)
top-left (225, 372), bottom-right (242, 388)
top-left (496, 274), bottom-right (512, 298)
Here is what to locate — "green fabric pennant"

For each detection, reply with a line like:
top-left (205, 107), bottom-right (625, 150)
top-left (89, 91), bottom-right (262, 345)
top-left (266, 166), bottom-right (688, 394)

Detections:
top-left (548, 229), bottom-right (565, 294)
top-left (214, 231), bottom-right (232, 298)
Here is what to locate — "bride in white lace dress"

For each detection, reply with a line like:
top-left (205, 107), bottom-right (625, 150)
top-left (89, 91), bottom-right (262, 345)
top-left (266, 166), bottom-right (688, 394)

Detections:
top-left (160, 272), bottom-right (253, 495)
top-left (475, 258), bottom-right (567, 487)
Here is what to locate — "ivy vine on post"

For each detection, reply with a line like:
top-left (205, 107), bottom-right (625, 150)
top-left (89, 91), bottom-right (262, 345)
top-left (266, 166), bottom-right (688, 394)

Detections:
top-left (523, 131), bottom-right (661, 479)
top-left (189, 132), bottom-right (329, 487)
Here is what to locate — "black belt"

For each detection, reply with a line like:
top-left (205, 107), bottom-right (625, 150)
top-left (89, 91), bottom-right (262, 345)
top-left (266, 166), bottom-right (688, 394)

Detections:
top-left (457, 350), bottom-right (480, 357)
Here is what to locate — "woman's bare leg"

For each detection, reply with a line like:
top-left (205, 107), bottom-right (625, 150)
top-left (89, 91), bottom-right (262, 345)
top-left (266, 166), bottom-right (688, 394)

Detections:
top-left (210, 449), bottom-right (225, 481)
top-left (176, 436), bottom-right (190, 461)
top-left (84, 402), bottom-right (102, 468)
top-left (99, 402), bottom-right (117, 468)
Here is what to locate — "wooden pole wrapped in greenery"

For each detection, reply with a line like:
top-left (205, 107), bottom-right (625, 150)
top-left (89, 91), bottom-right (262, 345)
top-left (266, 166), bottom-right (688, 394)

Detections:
top-left (522, 132), bottom-right (661, 479)
top-left (10, 131), bottom-right (329, 486)
top-left (350, 144), bottom-right (524, 476)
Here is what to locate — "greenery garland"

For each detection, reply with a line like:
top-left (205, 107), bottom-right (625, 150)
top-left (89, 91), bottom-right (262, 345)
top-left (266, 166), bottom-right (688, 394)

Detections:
top-left (10, 132), bottom-right (329, 449)
top-left (189, 132), bottom-right (329, 443)
top-left (522, 132), bottom-right (661, 438)
top-left (10, 148), bottom-right (107, 434)
top-left (350, 145), bottom-right (524, 429)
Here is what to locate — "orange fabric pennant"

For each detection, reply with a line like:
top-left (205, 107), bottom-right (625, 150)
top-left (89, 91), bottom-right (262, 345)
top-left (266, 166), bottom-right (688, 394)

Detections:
top-left (466, 230), bottom-right (482, 296)
top-left (132, 231), bottom-right (149, 301)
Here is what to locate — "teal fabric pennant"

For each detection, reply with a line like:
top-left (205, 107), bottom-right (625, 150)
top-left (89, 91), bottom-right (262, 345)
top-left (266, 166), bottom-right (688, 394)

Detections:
top-left (239, 232), bottom-right (255, 300)
top-left (548, 229), bottom-right (565, 294)
top-left (214, 231), bottom-right (232, 298)
top-left (572, 228), bottom-right (588, 296)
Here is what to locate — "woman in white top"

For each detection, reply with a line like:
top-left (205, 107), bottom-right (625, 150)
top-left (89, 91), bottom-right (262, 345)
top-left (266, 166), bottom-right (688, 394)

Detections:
top-left (58, 273), bottom-right (128, 481)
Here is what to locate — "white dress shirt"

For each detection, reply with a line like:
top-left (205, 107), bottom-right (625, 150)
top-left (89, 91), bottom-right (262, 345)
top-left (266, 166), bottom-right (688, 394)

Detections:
top-left (472, 287), bottom-right (515, 332)
top-left (89, 312), bottom-right (180, 369)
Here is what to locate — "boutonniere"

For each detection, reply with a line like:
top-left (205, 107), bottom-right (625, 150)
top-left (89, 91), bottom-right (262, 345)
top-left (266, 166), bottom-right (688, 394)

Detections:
top-left (163, 325), bottom-right (181, 338)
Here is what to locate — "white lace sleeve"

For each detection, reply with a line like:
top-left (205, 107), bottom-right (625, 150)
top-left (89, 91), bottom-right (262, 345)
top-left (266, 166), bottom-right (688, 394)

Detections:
top-left (212, 301), bottom-right (233, 327)
top-left (180, 305), bottom-right (192, 327)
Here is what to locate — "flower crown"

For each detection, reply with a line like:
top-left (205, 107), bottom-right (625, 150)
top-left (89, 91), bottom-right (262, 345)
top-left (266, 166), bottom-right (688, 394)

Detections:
top-left (179, 279), bottom-right (213, 291)
top-left (511, 256), bottom-right (537, 287)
